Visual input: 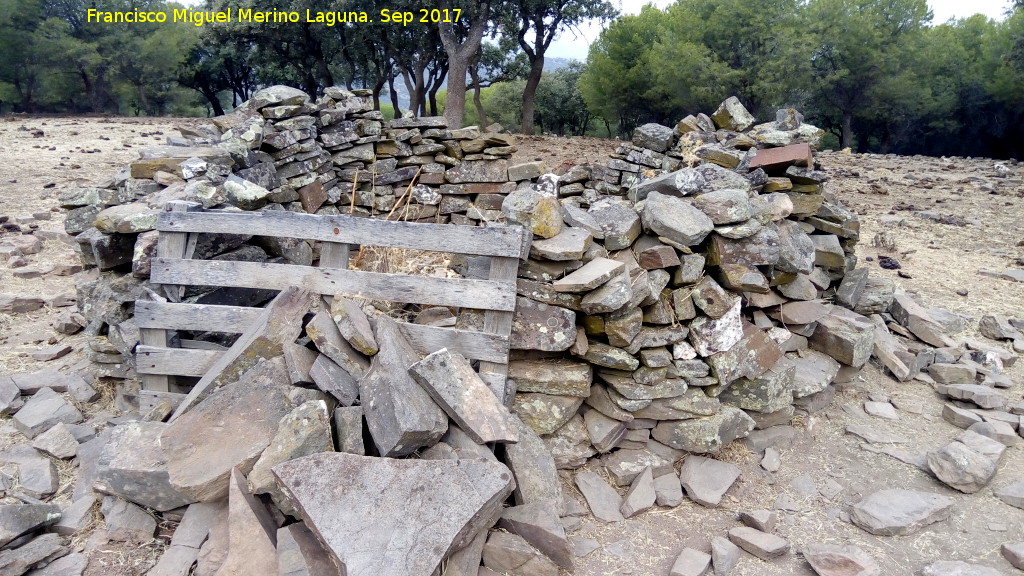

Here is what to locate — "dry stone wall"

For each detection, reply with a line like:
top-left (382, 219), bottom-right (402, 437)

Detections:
top-left (62, 86), bottom-right (883, 460)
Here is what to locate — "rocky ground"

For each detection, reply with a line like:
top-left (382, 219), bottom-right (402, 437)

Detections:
top-left (0, 118), bottom-right (1022, 575)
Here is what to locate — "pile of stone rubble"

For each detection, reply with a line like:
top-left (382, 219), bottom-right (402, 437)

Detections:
top-left (0, 88), bottom-right (1019, 575)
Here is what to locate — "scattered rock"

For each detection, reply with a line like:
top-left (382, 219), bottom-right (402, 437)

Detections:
top-left (850, 489), bottom-right (954, 536)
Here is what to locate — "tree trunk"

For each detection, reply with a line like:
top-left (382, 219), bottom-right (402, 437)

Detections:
top-left (202, 87), bottom-right (225, 116)
top-left (388, 74), bottom-right (402, 117)
top-left (470, 70), bottom-right (488, 127)
top-left (372, 77), bottom-right (386, 111)
top-left (439, 2), bottom-right (489, 129)
top-left (520, 57), bottom-right (545, 134)
top-left (136, 83), bottom-right (151, 115)
top-left (841, 111), bottom-right (853, 150)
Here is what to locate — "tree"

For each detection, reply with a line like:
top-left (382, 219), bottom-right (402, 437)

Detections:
top-left (579, 5), bottom-right (669, 135)
top-left (468, 39), bottom-right (528, 127)
top-left (804, 0), bottom-right (932, 149)
top-left (439, 0), bottom-right (491, 127)
top-left (499, 0), bottom-right (616, 134)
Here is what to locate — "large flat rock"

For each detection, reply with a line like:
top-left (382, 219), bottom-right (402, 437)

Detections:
top-left (359, 317), bottom-right (448, 457)
top-left (850, 489), bottom-right (954, 536)
top-left (162, 358), bottom-right (295, 502)
top-left (94, 421), bottom-right (194, 511)
top-left (272, 452), bottom-right (513, 576)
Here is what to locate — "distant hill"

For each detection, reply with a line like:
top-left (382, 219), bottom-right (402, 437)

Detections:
top-left (389, 57), bottom-right (580, 109)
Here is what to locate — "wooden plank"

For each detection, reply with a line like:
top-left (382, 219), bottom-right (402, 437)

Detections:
top-left (179, 340), bottom-right (229, 351)
top-left (134, 301), bottom-right (261, 333)
top-left (157, 210), bottom-right (531, 259)
top-left (138, 328), bottom-right (170, 392)
top-left (136, 345), bottom-right (219, 377)
top-left (151, 258), bottom-right (517, 312)
top-left (478, 256), bottom-right (520, 406)
top-left (398, 323), bottom-right (508, 363)
top-left (156, 201), bottom-right (201, 301)
top-left (320, 241), bottom-right (350, 269)
top-left (139, 390), bottom-right (186, 415)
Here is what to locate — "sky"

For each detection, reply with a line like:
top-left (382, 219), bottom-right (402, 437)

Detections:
top-left (545, 0), bottom-right (1014, 60)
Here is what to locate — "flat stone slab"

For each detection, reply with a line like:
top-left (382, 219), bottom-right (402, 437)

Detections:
top-left (575, 470), bottom-right (624, 523)
top-left (995, 479), bottom-right (1024, 509)
top-left (359, 317), bottom-right (448, 457)
top-left (553, 258), bottom-right (623, 293)
top-left (273, 452), bottom-right (514, 576)
top-left (162, 358), bottom-right (296, 502)
top-left (409, 348), bottom-right (519, 444)
top-left (482, 531), bottom-right (559, 576)
top-left (727, 526), bottom-right (789, 560)
top-left (497, 501), bottom-right (572, 570)
top-left (0, 504), bottom-right (61, 548)
top-left (711, 536), bottom-right (740, 576)
top-left (620, 467), bottom-right (656, 519)
top-left (679, 456), bottom-right (740, 507)
top-left (670, 547), bottom-right (711, 576)
top-left (803, 543), bottom-right (880, 576)
top-left (12, 387), bottom-right (83, 439)
top-left (94, 421), bottom-right (194, 511)
top-left (850, 489), bottom-right (954, 536)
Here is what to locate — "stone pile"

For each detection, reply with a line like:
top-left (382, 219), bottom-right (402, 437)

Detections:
top-left (14, 88), bottom-right (1017, 574)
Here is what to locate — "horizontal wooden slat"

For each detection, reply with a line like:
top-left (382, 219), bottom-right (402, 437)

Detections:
top-left (151, 258), bottom-right (516, 312)
top-left (135, 301), bottom-right (261, 333)
top-left (399, 323), bottom-right (509, 363)
top-left (139, 390), bottom-right (187, 414)
top-left (136, 345), bottom-right (219, 377)
top-left (136, 324), bottom-right (508, 373)
top-left (157, 210), bottom-right (531, 259)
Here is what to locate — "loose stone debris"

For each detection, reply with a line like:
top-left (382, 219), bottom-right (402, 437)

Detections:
top-left (0, 87), bottom-right (1018, 576)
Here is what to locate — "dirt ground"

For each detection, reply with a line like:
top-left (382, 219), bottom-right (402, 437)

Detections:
top-left (1, 119), bottom-right (1022, 575)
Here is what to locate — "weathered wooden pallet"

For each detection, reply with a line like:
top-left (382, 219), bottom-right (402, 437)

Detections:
top-left (136, 200), bottom-right (530, 412)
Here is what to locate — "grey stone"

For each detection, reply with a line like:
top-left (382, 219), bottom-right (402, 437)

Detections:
top-left (689, 300), bottom-right (744, 356)
top-left (12, 388), bottom-right (83, 439)
top-left (864, 401), bottom-right (898, 420)
top-left (850, 489), bottom-right (954, 536)
top-left (928, 363), bottom-right (977, 385)
top-left (277, 522), bottom-right (340, 576)
top-left (654, 474), bottom-right (684, 507)
top-left (574, 470), bottom-right (624, 523)
top-left (588, 199), bottom-right (641, 250)
top-left (543, 415), bottom-right (595, 470)
top-left (359, 317), bottom-right (447, 457)
top-left (481, 532), bottom-right (559, 576)
top-left (641, 192), bottom-right (714, 246)
top-left (692, 190), bottom-right (750, 225)
top-left (273, 452), bottom-right (514, 576)
top-left (513, 393), bottom-right (583, 436)
top-left (927, 441), bottom-right (997, 493)
top-left (652, 406), bottom-right (754, 454)
top-left (711, 536), bottom-right (741, 576)
top-left (0, 504), bottom-right (61, 548)
top-left (739, 510), bottom-right (776, 532)
top-left (52, 495), bottom-right (95, 537)
top-left (497, 502), bottom-right (572, 570)
top-left (308, 354), bottom-right (358, 406)
top-left (505, 416), bottom-right (562, 510)
top-left (601, 449), bottom-right (672, 486)
top-left (306, 310), bottom-right (370, 381)
top-left (979, 314), bottom-right (1022, 341)
top-left (213, 468), bottom-right (278, 576)
top-left (552, 258), bottom-right (623, 293)
top-left (0, 533), bottom-right (67, 575)
top-left (30, 423), bottom-right (77, 459)
top-left (727, 526), bottom-right (789, 560)
top-left (810, 311), bottom-right (874, 367)
top-left (28, 552), bottom-right (87, 576)
top-left (995, 480), bottom-right (1024, 509)
top-left (333, 406), bottom-right (365, 455)
top-left (162, 358), bottom-right (296, 503)
top-left (791, 350), bottom-right (841, 398)
top-left (510, 298), bottom-right (577, 352)
top-left (803, 543), bottom-right (880, 576)
top-left (620, 467), bottom-right (657, 518)
top-left (670, 547), bottom-right (711, 576)
top-left (501, 188), bottom-right (562, 239)
top-left (102, 496), bottom-right (156, 543)
top-left (580, 272), bottom-right (631, 314)
top-left (248, 400), bottom-right (333, 514)
top-left (712, 97), bottom-right (756, 131)
top-left (409, 348), bottom-right (519, 444)
top-left (92, 421), bottom-right (193, 511)
top-left (943, 404), bottom-right (984, 429)
top-left (530, 228), bottom-right (592, 261)
top-left (968, 421), bottom-right (1018, 447)
top-left (679, 456), bottom-right (740, 507)
top-left (329, 296), bottom-right (378, 356)
top-left (1002, 542), bottom-right (1024, 570)
top-left (508, 359), bottom-right (591, 397)
top-left (943, 384), bottom-right (1006, 410)
top-left (633, 123), bottom-right (675, 152)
